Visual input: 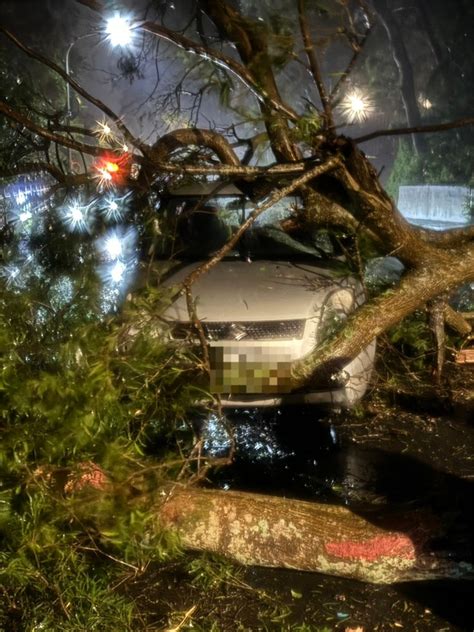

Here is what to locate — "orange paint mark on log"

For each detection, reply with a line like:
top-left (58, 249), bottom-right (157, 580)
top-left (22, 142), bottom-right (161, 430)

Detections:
top-left (325, 533), bottom-right (416, 562)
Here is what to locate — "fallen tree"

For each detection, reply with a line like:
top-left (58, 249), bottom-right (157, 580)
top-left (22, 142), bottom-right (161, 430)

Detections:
top-left (152, 484), bottom-right (473, 584)
top-left (84, 0), bottom-right (474, 384)
top-left (1, 0), bottom-right (473, 385)
top-left (41, 463), bottom-right (473, 585)
top-left (1, 0), bottom-right (473, 597)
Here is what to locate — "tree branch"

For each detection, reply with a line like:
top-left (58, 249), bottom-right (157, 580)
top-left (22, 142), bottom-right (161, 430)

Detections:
top-left (292, 241), bottom-right (474, 387)
top-left (333, 150), bottom-right (472, 268)
top-left (354, 117), bottom-right (474, 144)
top-left (150, 160), bottom-right (313, 178)
top-left (181, 157), bottom-right (341, 291)
top-left (0, 99), bottom-right (104, 157)
top-left (50, 122), bottom-right (98, 138)
top-left (330, 26), bottom-right (374, 105)
top-left (297, 0), bottom-right (334, 129)
top-left (141, 23), bottom-right (299, 121)
top-left (411, 223), bottom-right (474, 247)
top-left (444, 305), bottom-right (472, 337)
top-left (74, 0), bottom-right (298, 123)
top-left (0, 26), bottom-right (150, 158)
top-left (152, 128), bottom-right (241, 166)
top-left (198, 0), bottom-right (302, 162)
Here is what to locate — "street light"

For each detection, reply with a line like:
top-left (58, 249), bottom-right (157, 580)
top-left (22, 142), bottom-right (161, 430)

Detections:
top-left (339, 88), bottom-right (374, 124)
top-left (105, 14), bottom-right (135, 48)
top-left (65, 32), bottom-right (98, 120)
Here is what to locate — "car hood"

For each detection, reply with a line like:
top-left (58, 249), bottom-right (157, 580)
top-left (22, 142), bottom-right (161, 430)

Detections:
top-left (162, 260), bottom-right (346, 322)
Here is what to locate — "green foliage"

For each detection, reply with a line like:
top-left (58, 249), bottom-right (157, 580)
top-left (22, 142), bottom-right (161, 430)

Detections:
top-left (265, 16), bottom-right (295, 69)
top-left (0, 272), bottom-right (204, 630)
top-left (292, 111), bottom-right (323, 144)
top-left (384, 308), bottom-right (465, 383)
top-left (385, 139), bottom-right (422, 198)
top-left (387, 310), bottom-right (433, 371)
top-left (188, 553), bottom-right (243, 591)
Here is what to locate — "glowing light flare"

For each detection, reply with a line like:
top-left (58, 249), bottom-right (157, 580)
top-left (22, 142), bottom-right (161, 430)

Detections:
top-left (96, 225), bottom-right (137, 303)
top-left (96, 226), bottom-right (137, 262)
top-left (104, 234), bottom-right (123, 259)
top-left (1, 254), bottom-right (44, 290)
top-left (96, 169), bottom-right (113, 189)
top-left (15, 191), bottom-right (27, 205)
top-left (9, 207), bottom-right (33, 231)
top-left (95, 161), bottom-right (119, 188)
top-left (95, 120), bottom-right (115, 144)
top-left (8, 201), bottom-right (47, 238)
top-left (99, 192), bottom-right (130, 222)
top-left (418, 94), bottom-right (433, 110)
top-left (339, 89), bottom-right (375, 124)
top-left (99, 256), bottom-right (136, 293)
top-left (61, 199), bottom-right (94, 233)
top-left (102, 198), bottom-right (120, 221)
top-left (19, 210), bottom-right (32, 223)
top-left (94, 153), bottom-right (130, 190)
top-left (105, 14), bottom-right (135, 48)
top-left (3, 264), bottom-right (21, 287)
top-left (6, 180), bottom-right (50, 236)
top-left (111, 260), bottom-right (126, 283)
top-left (5, 181), bottom-right (49, 206)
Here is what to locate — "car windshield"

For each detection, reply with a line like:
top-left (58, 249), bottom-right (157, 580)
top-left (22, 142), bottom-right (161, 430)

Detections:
top-left (156, 194), bottom-right (339, 262)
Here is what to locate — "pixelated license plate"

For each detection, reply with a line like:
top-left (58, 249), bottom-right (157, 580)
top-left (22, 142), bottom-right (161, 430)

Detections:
top-left (209, 346), bottom-right (293, 394)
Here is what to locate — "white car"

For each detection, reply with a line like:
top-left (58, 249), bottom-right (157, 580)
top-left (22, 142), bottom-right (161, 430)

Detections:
top-left (158, 183), bottom-right (375, 407)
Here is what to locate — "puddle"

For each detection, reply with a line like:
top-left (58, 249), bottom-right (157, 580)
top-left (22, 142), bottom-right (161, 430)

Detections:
top-left (200, 407), bottom-right (340, 501)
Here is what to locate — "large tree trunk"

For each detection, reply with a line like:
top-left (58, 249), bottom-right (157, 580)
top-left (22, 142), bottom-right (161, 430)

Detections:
top-left (156, 485), bottom-right (472, 584)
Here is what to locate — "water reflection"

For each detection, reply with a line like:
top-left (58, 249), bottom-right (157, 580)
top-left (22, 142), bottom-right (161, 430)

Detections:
top-left (200, 406), bottom-right (341, 501)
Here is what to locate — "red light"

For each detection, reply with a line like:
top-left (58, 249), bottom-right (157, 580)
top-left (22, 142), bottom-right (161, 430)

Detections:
top-left (104, 161), bottom-right (119, 174)
top-left (94, 152), bottom-right (129, 188)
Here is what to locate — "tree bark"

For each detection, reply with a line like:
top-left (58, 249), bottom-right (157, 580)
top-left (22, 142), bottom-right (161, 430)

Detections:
top-left (198, 0), bottom-right (302, 162)
top-left (157, 485), bottom-right (472, 584)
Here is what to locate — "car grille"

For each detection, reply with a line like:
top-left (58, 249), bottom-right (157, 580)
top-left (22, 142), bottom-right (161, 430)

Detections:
top-left (171, 319), bottom-right (306, 341)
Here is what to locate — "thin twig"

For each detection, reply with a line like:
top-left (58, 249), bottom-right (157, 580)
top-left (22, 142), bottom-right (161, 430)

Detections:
top-left (166, 605), bottom-right (197, 632)
top-left (330, 25), bottom-right (374, 105)
top-left (0, 27), bottom-right (150, 157)
top-left (297, 0), bottom-right (334, 129)
top-left (354, 117), bottom-right (474, 144)
top-left (184, 285), bottom-right (211, 373)
top-left (181, 157), bottom-right (341, 291)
